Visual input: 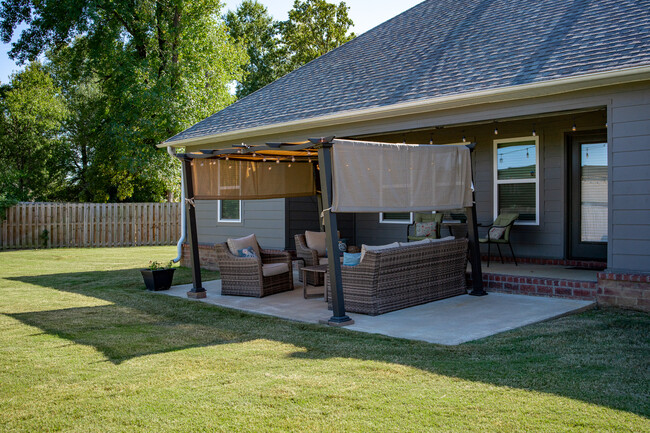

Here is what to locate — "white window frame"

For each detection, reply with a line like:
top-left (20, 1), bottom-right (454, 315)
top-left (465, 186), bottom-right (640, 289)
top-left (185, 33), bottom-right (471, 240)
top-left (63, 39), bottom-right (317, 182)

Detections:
top-left (218, 200), bottom-right (242, 223)
top-left (493, 136), bottom-right (540, 225)
top-left (379, 212), bottom-right (414, 224)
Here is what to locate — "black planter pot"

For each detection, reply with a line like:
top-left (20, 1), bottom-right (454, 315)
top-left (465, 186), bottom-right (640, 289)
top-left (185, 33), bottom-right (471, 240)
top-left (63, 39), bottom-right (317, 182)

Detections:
top-left (140, 268), bottom-right (176, 291)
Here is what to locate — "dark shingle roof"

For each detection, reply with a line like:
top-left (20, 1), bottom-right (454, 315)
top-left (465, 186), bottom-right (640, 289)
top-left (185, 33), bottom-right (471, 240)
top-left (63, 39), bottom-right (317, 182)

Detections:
top-left (166, 0), bottom-right (650, 143)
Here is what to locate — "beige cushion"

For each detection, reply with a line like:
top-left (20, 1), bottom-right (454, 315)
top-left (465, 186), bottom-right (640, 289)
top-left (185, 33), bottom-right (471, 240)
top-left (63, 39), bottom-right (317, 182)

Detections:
top-left (398, 238), bottom-right (432, 247)
top-left (262, 262), bottom-right (289, 277)
top-left (360, 241), bottom-right (400, 261)
top-left (227, 234), bottom-right (261, 257)
top-left (318, 257), bottom-right (329, 265)
top-left (305, 231), bottom-right (327, 257)
top-left (430, 235), bottom-right (455, 243)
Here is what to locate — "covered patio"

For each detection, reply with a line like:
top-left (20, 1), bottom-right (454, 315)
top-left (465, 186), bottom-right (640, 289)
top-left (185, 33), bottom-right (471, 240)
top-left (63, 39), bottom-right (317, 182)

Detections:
top-left (175, 137), bottom-right (487, 326)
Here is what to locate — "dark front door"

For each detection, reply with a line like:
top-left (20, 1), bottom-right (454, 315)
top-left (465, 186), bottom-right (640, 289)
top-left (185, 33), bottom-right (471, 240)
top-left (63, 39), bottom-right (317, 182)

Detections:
top-left (568, 132), bottom-right (608, 261)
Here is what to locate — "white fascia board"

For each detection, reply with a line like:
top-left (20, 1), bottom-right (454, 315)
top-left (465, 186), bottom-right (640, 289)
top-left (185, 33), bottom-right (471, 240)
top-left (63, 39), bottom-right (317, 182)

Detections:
top-left (159, 65), bottom-right (650, 148)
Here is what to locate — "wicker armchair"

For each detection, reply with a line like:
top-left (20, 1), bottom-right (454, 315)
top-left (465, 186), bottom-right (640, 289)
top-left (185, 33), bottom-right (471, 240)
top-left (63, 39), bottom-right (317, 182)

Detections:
top-left (215, 243), bottom-right (293, 297)
top-left (295, 233), bottom-right (325, 285)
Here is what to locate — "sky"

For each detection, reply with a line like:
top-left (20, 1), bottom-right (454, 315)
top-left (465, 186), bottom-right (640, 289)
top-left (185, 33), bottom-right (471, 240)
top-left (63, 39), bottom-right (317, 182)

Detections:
top-left (0, 0), bottom-right (424, 84)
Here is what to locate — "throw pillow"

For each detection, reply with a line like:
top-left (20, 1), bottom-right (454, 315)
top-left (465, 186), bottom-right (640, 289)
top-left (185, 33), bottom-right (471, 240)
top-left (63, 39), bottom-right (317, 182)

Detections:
top-left (343, 252), bottom-right (361, 266)
top-left (237, 247), bottom-right (257, 258)
top-left (227, 233), bottom-right (261, 257)
top-left (415, 221), bottom-right (436, 237)
top-left (488, 226), bottom-right (506, 240)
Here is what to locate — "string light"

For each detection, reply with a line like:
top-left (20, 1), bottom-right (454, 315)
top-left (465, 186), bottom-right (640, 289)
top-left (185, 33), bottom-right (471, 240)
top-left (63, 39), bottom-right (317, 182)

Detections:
top-left (572, 120), bottom-right (577, 132)
top-left (225, 156), bottom-right (229, 161)
top-left (532, 124), bottom-right (536, 137)
top-left (494, 123), bottom-right (499, 135)
top-left (263, 157), bottom-right (267, 162)
top-left (526, 148), bottom-right (529, 158)
top-left (291, 156), bottom-right (296, 162)
top-left (402, 134), bottom-right (407, 144)
top-left (308, 158), bottom-right (312, 163)
top-left (429, 133), bottom-right (433, 145)
top-left (462, 132), bottom-right (466, 143)
top-left (276, 159), bottom-right (280, 164)
top-left (252, 152), bottom-right (256, 157)
top-left (288, 163), bottom-right (292, 168)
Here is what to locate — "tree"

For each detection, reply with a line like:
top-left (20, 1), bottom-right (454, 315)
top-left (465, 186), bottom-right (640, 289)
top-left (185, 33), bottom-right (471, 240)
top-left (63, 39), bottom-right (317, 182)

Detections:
top-left (225, 0), bottom-right (355, 98)
top-left (280, 0), bottom-right (355, 70)
top-left (1, 0), bottom-right (247, 202)
top-left (225, 0), bottom-right (286, 98)
top-left (0, 63), bottom-right (69, 202)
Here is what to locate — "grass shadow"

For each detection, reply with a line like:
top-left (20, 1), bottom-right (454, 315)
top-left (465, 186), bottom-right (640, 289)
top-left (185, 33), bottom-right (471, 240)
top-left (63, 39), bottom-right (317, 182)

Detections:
top-left (5, 268), bottom-right (650, 419)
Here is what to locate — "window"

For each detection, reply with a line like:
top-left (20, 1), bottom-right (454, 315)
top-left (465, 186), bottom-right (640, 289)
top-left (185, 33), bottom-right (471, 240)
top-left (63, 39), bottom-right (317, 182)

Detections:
top-left (379, 212), bottom-right (414, 224)
top-left (494, 136), bottom-right (539, 224)
top-left (218, 200), bottom-right (241, 223)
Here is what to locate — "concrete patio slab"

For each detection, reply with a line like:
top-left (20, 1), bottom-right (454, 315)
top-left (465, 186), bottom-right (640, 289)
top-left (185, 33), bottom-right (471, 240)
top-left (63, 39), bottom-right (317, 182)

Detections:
top-left (160, 278), bottom-right (594, 345)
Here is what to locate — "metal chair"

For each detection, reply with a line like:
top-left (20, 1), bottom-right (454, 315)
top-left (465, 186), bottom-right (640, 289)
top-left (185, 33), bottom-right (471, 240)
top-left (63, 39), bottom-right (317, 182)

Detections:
top-left (479, 213), bottom-right (519, 266)
top-left (407, 212), bottom-right (443, 241)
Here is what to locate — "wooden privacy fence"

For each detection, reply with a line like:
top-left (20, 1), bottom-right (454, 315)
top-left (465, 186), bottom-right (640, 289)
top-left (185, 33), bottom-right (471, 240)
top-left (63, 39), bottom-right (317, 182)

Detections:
top-left (1, 202), bottom-right (182, 250)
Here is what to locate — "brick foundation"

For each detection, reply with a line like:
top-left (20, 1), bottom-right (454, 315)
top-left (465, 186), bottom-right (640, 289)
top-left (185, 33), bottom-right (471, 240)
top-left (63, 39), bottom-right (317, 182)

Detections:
top-left (480, 255), bottom-right (606, 270)
top-left (181, 243), bottom-right (219, 271)
top-left (468, 273), bottom-right (598, 301)
top-left (596, 272), bottom-right (650, 312)
top-left (468, 269), bottom-right (650, 312)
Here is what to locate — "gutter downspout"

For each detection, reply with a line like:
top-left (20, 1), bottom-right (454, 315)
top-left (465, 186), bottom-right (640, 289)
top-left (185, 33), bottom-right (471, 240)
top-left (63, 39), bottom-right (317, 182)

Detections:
top-left (167, 146), bottom-right (186, 263)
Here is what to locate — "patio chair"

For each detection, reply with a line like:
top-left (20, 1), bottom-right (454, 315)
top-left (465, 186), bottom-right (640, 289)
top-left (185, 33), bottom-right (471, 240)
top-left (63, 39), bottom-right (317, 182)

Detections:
top-left (479, 213), bottom-right (519, 266)
top-left (295, 231), bottom-right (338, 286)
top-left (407, 212), bottom-right (444, 241)
top-left (215, 234), bottom-right (293, 297)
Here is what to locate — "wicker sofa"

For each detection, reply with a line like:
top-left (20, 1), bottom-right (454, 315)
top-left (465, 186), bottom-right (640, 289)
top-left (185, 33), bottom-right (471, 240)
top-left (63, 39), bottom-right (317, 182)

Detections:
top-left (326, 238), bottom-right (468, 315)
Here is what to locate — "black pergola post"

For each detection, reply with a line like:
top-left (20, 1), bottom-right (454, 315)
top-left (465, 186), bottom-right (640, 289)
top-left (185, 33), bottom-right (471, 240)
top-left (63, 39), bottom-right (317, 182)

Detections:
top-left (317, 143), bottom-right (354, 326)
top-left (182, 158), bottom-right (206, 299)
top-left (465, 144), bottom-right (486, 296)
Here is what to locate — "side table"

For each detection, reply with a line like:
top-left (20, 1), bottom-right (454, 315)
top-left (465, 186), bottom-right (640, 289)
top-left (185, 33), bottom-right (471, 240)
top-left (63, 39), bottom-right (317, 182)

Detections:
top-left (301, 264), bottom-right (329, 299)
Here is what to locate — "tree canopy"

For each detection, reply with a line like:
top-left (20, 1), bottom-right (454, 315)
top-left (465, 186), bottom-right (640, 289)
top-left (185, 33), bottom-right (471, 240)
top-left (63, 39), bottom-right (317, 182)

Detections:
top-left (0, 63), bottom-right (68, 202)
top-left (1, 0), bottom-right (246, 202)
top-left (226, 0), bottom-right (354, 98)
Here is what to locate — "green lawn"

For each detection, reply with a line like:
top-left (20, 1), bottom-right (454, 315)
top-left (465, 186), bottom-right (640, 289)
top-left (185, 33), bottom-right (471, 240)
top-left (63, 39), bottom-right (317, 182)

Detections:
top-left (0, 247), bottom-right (648, 432)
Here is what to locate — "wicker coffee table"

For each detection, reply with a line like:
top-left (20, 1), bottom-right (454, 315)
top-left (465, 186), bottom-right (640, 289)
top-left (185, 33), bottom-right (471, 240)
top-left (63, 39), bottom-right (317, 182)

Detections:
top-left (301, 264), bottom-right (329, 299)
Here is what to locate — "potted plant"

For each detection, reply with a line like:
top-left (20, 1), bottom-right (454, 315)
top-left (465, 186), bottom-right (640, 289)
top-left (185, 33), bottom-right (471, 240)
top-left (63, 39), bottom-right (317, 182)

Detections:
top-left (140, 261), bottom-right (176, 291)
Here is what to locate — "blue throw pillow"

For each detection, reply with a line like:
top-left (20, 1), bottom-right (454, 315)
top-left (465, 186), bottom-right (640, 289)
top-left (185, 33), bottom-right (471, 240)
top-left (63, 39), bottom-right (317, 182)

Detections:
top-left (343, 252), bottom-right (361, 266)
top-left (237, 247), bottom-right (257, 258)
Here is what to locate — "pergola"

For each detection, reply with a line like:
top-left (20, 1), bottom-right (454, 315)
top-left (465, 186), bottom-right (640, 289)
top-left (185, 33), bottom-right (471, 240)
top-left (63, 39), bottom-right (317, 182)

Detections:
top-left (174, 137), bottom-right (485, 326)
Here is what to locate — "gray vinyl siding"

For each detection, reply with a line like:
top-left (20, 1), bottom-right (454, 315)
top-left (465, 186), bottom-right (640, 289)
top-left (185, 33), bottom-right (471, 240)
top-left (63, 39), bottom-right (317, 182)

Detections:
top-left (355, 213), bottom-right (407, 245)
top-left (284, 196), bottom-right (356, 250)
top-left (609, 87), bottom-right (650, 273)
top-left (194, 199), bottom-right (285, 249)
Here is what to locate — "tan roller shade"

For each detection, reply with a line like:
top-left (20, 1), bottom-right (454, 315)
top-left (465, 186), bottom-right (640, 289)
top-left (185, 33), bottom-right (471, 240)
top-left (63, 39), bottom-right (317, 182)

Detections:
top-left (191, 159), bottom-right (316, 200)
top-left (331, 139), bottom-right (473, 212)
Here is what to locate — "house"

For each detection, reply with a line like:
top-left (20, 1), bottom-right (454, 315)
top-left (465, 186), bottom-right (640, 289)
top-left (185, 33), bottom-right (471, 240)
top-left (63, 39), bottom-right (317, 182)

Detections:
top-left (162, 0), bottom-right (650, 310)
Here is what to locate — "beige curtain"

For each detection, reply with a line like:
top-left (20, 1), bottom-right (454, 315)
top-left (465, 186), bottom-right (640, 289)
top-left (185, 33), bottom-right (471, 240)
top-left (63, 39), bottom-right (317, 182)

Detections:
top-left (331, 139), bottom-right (473, 212)
top-left (191, 159), bottom-right (316, 200)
